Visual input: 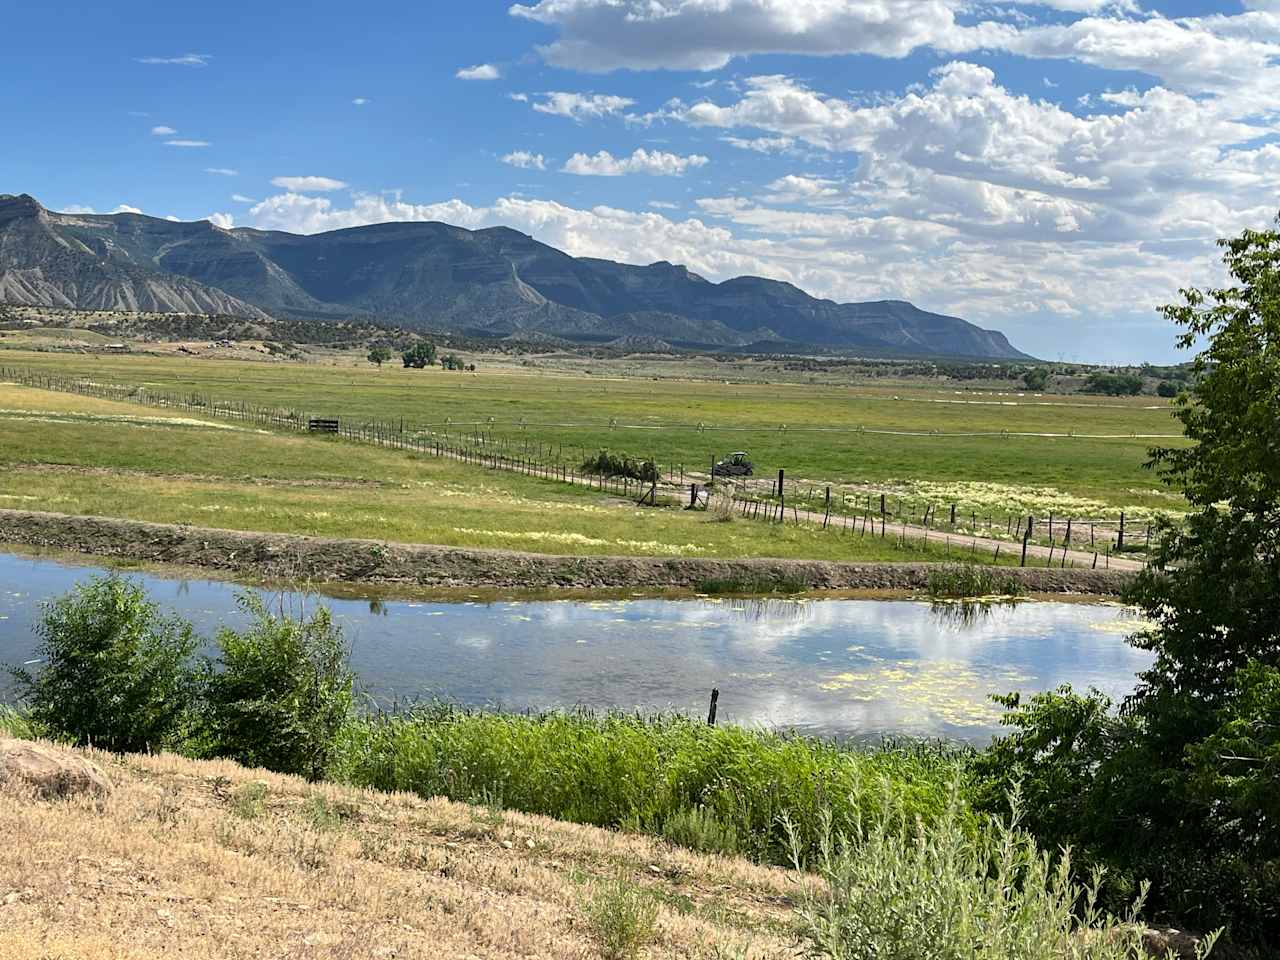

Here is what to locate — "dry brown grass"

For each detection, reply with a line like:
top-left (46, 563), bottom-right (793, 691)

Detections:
top-left (0, 743), bottom-right (800, 959)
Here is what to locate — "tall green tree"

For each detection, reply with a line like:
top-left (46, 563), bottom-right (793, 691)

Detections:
top-left (1120, 222), bottom-right (1280, 933)
top-left (401, 340), bottom-right (437, 368)
top-left (976, 219), bottom-right (1280, 942)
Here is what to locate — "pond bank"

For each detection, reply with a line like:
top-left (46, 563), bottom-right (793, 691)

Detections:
top-left (0, 508), bottom-right (1134, 595)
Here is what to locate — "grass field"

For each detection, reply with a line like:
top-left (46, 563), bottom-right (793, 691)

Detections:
top-left (1, 350), bottom-right (1187, 521)
top-left (0, 381), bottom-right (989, 563)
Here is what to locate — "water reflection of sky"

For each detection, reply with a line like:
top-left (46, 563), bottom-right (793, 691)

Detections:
top-left (0, 552), bottom-right (1153, 742)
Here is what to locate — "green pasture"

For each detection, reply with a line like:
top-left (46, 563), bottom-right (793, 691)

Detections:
top-left (0, 351), bottom-right (1188, 513)
top-left (0, 383), bottom-right (989, 563)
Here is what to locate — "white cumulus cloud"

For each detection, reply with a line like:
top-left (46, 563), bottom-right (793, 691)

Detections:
top-left (270, 176), bottom-right (348, 192)
top-left (722, 135), bottom-right (796, 153)
top-left (509, 0), bottom-right (1004, 71)
top-left (204, 167), bottom-right (238, 176)
top-left (502, 151), bottom-right (548, 170)
top-left (531, 91), bottom-right (636, 121)
top-left (561, 148), bottom-right (709, 176)
top-left (164, 139), bottom-right (210, 148)
top-left (456, 63), bottom-right (500, 80)
top-left (150, 125), bottom-right (177, 136)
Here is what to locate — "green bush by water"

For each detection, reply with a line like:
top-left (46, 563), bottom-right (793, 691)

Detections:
top-left (328, 705), bottom-right (965, 867)
top-left (6, 575), bottom-right (354, 780)
top-left (7, 575), bottom-right (199, 753)
top-left (198, 594), bottom-right (354, 781)
top-left (926, 563), bottom-right (1026, 599)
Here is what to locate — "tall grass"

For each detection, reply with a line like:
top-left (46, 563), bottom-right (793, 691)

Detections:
top-left (328, 706), bottom-right (965, 866)
top-left (791, 787), bottom-right (1219, 960)
top-left (926, 563), bottom-right (1026, 599)
top-left (694, 573), bottom-right (810, 595)
top-left (0, 704), bottom-right (38, 740)
top-left (582, 875), bottom-right (660, 960)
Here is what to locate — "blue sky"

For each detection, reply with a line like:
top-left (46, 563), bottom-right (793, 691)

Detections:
top-left (5, 0), bottom-right (1280, 362)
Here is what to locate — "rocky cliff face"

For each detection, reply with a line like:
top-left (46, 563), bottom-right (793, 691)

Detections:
top-left (0, 194), bottom-right (1031, 359)
top-left (0, 195), bottom-right (269, 318)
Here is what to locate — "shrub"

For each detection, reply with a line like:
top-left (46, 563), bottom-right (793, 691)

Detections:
top-left (926, 563), bottom-right (1025, 599)
top-left (199, 594), bottom-right (354, 781)
top-left (580, 450), bottom-right (659, 483)
top-left (660, 805), bottom-right (740, 856)
top-left (8, 575), bottom-right (198, 753)
top-left (230, 781), bottom-right (268, 819)
top-left (1157, 380), bottom-right (1179, 398)
top-left (1021, 367), bottom-right (1050, 391)
top-left (976, 221), bottom-right (1280, 946)
top-left (582, 876), bottom-right (659, 960)
top-left (789, 787), bottom-right (1214, 960)
top-left (1083, 371), bottom-right (1143, 395)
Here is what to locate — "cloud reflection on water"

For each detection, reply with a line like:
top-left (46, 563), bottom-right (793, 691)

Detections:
top-left (0, 552), bottom-right (1154, 741)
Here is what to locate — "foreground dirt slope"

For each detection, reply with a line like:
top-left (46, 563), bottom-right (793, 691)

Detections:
top-left (0, 743), bottom-right (798, 959)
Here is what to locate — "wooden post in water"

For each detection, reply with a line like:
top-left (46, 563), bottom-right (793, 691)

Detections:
top-left (707, 689), bottom-right (719, 726)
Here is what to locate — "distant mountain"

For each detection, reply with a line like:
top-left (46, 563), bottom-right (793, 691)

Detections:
top-left (0, 195), bottom-right (268, 318)
top-left (0, 194), bottom-right (1032, 359)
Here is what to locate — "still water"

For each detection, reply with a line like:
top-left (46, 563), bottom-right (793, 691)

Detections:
top-left (0, 551), bottom-right (1153, 741)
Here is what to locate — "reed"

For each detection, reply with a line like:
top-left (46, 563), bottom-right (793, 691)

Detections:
top-left (327, 705), bottom-right (968, 867)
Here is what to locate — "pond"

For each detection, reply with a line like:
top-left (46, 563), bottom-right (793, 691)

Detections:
top-left (0, 551), bottom-right (1153, 742)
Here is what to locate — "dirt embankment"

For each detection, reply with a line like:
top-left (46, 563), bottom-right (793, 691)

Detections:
top-left (0, 508), bottom-right (1135, 595)
top-left (0, 739), bottom-right (797, 960)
